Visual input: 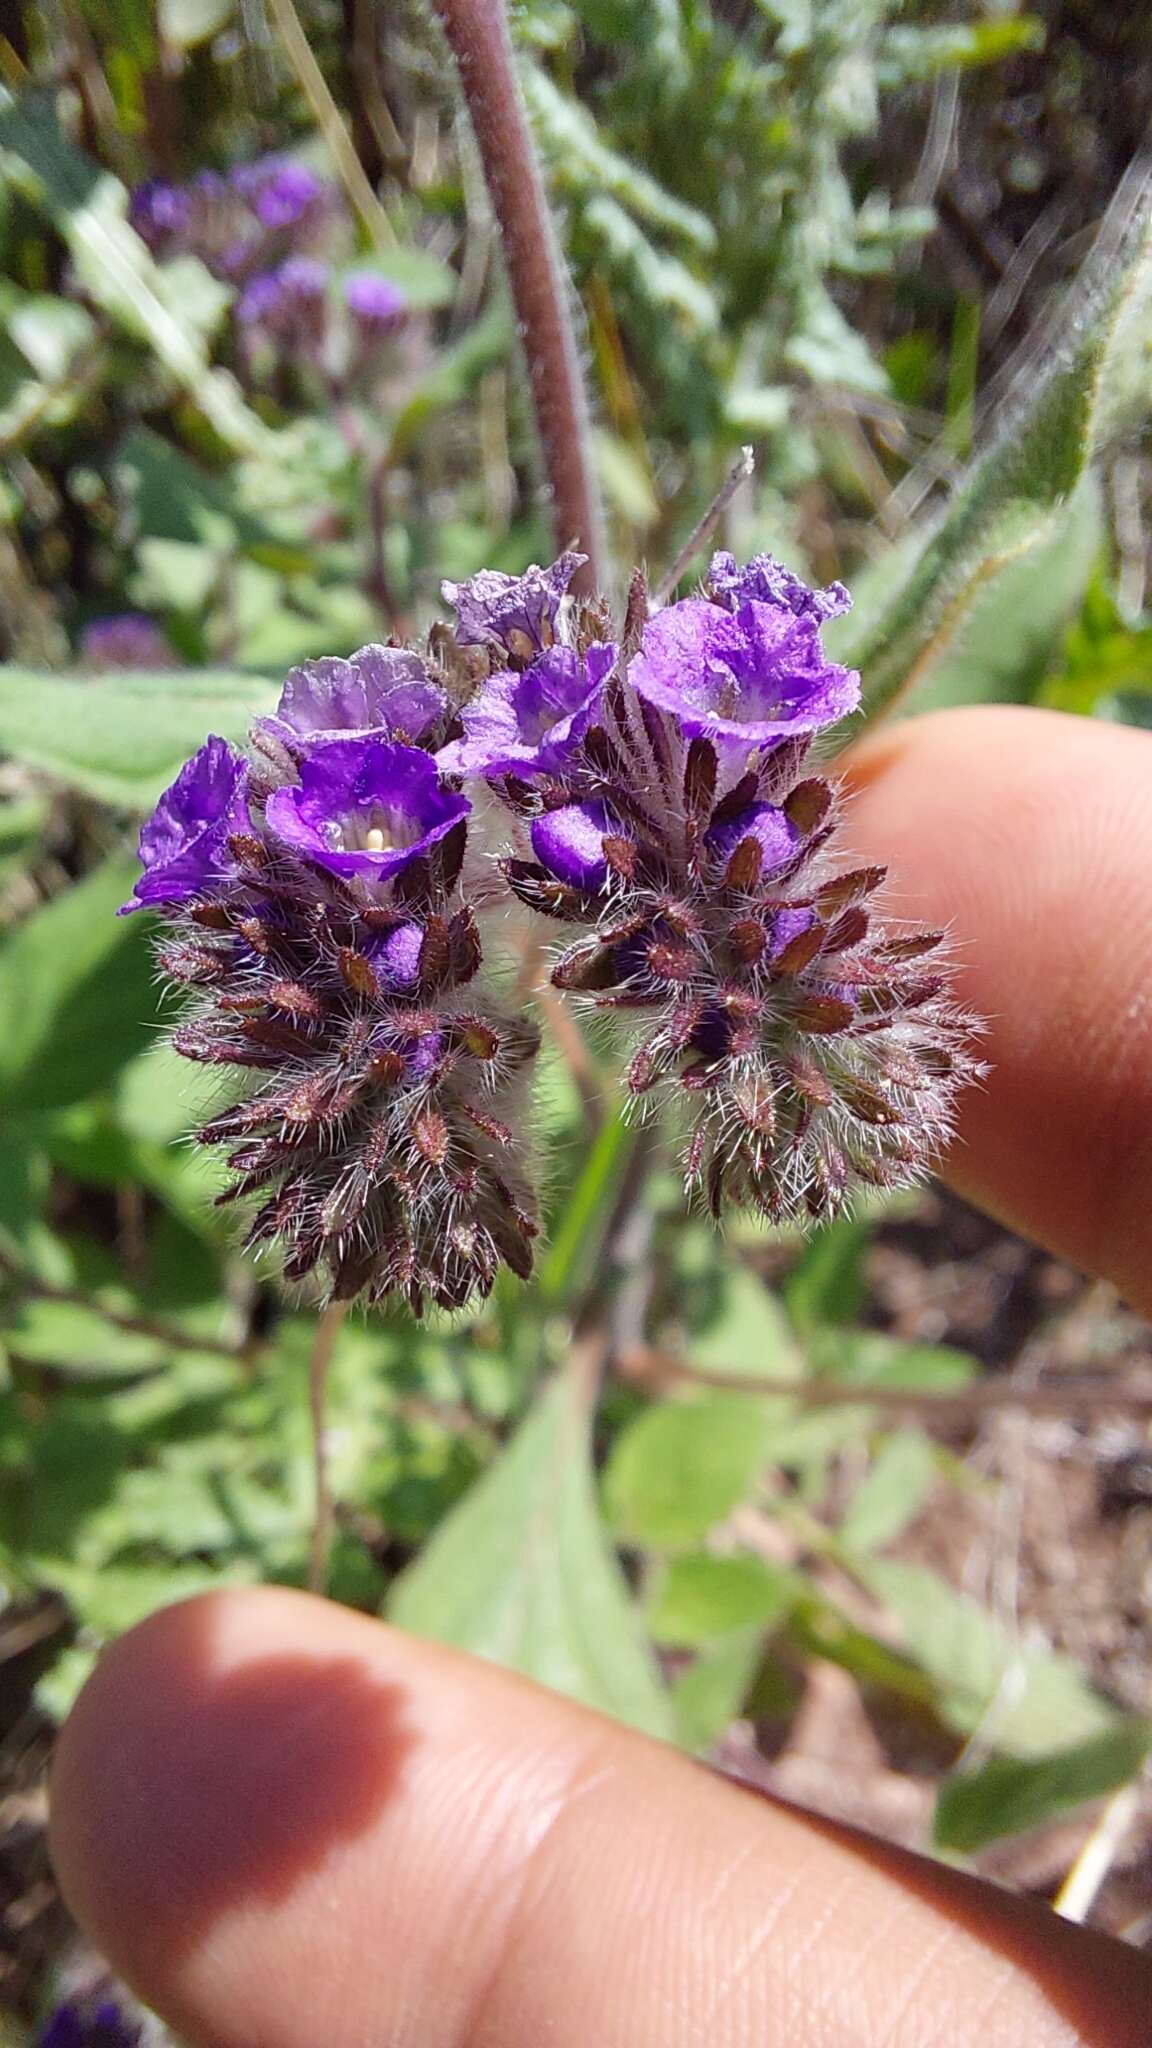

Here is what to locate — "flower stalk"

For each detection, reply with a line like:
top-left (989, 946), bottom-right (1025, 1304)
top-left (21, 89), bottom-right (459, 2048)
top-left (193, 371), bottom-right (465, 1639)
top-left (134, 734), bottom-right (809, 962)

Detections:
top-left (430, 0), bottom-right (607, 593)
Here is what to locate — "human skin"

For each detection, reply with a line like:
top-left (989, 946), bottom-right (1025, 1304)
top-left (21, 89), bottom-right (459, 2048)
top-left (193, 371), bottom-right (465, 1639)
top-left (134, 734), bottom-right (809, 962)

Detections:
top-left (50, 707), bottom-right (1152, 2047)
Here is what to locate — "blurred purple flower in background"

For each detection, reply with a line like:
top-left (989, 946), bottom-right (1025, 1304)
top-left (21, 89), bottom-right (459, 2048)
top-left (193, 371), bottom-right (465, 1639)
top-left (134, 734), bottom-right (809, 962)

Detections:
top-left (79, 615), bottom-right (177, 672)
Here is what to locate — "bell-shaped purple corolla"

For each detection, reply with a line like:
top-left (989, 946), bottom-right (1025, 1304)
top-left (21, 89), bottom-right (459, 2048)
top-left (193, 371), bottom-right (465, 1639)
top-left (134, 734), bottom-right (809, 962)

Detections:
top-left (259, 645), bottom-right (448, 754)
top-left (264, 737), bottom-right (470, 882)
top-left (441, 550), bottom-right (586, 658)
top-left (631, 598), bottom-right (859, 751)
top-left (438, 643), bottom-right (614, 781)
top-left (704, 800), bottom-right (796, 876)
top-left (119, 736), bottom-right (249, 914)
top-left (708, 549), bottom-right (851, 625)
top-left (530, 800), bottom-right (620, 891)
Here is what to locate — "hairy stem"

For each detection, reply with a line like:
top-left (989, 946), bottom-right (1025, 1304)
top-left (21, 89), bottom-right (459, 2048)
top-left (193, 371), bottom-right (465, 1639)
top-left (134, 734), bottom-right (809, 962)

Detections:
top-left (307, 1297), bottom-right (350, 1594)
top-left (431, 0), bottom-right (607, 592)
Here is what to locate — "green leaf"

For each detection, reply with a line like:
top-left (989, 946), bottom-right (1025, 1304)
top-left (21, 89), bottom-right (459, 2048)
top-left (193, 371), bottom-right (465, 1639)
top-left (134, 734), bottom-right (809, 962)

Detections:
top-left (851, 201), bottom-right (1152, 725)
top-left (158, 0), bottom-right (235, 46)
top-left (650, 1551), bottom-right (797, 1647)
top-left (523, 65), bottom-right (715, 251)
top-left (0, 668), bottom-right (275, 808)
top-left (0, 89), bottom-right (268, 454)
top-left (671, 1630), bottom-right (764, 1752)
top-left (863, 1560), bottom-right (1122, 1756)
top-left (839, 1431), bottom-right (937, 1554)
top-left (603, 1393), bottom-right (775, 1549)
top-left (934, 1722), bottom-right (1152, 1855)
top-left (783, 1212), bottom-right (872, 1333)
top-left (1, 1297), bottom-right (168, 1379)
top-left (911, 475), bottom-right (1104, 712)
top-left (0, 857), bottom-right (160, 1111)
top-left (878, 17), bottom-right (1045, 86)
top-left (689, 1264), bottom-right (801, 1380)
top-left (390, 1375), bottom-right (671, 1737)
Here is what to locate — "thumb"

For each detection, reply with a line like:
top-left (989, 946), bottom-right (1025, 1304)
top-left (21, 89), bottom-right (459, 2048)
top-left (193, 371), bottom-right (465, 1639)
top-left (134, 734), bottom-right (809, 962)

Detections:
top-left (49, 1587), bottom-right (1151, 2048)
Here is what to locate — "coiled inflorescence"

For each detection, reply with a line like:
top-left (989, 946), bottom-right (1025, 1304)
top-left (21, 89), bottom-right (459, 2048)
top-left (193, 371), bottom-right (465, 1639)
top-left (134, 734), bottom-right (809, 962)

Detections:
top-left (121, 652), bottom-right (539, 1316)
top-left (441, 547), bottom-right (982, 1229)
top-left (123, 545), bottom-right (981, 1310)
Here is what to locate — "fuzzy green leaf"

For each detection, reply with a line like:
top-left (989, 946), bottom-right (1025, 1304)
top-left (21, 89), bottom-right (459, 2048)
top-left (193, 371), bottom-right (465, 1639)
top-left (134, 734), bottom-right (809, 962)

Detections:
top-left (0, 857), bottom-right (160, 1111)
top-left (850, 201), bottom-right (1152, 724)
top-left (0, 668), bottom-right (275, 809)
top-left (390, 1375), bottom-right (672, 1737)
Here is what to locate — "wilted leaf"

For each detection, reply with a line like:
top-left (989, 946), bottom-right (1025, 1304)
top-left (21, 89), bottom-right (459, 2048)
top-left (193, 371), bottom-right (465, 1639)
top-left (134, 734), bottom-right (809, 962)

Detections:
top-left (935, 1722), bottom-right (1152, 1855)
top-left (390, 1375), bottom-right (672, 1737)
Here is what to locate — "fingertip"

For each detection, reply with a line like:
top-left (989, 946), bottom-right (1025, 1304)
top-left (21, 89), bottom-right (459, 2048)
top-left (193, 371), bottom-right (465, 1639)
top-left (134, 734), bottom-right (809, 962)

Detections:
top-left (841, 706), bottom-right (1152, 1308)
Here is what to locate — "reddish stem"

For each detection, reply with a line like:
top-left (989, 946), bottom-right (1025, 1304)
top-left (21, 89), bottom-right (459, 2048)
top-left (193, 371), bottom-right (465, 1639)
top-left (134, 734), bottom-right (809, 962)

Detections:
top-left (431, 0), bottom-right (607, 592)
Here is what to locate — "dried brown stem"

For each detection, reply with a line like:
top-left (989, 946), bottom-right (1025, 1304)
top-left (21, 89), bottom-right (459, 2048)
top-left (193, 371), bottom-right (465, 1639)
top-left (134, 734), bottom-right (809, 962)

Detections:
top-left (0, 1250), bottom-right (257, 1366)
top-left (430, 0), bottom-right (607, 591)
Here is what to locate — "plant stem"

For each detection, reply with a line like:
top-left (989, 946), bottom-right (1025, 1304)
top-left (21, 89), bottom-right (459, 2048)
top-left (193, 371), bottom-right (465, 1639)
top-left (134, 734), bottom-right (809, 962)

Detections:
top-left (619, 1345), bottom-right (1152, 1417)
top-left (307, 1297), bottom-right (350, 1595)
top-left (430, 0), bottom-right (607, 592)
top-left (651, 445), bottom-right (755, 607)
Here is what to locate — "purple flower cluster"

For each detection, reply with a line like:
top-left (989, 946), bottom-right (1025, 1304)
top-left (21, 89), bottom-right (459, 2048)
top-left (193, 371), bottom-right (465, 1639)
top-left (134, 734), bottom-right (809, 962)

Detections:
top-left (130, 158), bottom-right (411, 388)
top-left (130, 158), bottom-right (331, 281)
top-left (124, 543), bottom-right (979, 1301)
top-left (123, 647), bottom-right (537, 1313)
top-left (437, 547), bottom-right (979, 1226)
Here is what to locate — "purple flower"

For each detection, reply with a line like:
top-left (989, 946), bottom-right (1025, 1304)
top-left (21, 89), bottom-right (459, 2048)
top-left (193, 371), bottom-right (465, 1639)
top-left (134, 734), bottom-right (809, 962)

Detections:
top-left (438, 643), bottom-right (614, 780)
top-left (119, 736), bottom-right (249, 915)
top-left (236, 271), bottom-right (285, 326)
top-left (442, 550), bottom-right (587, 658)
top-left (79, 614), bottom-right (177, 671)
top-left (37, 1998), bottom-right (143, 2048)
top-left (233, 158), bottom-right (328, 229)
top-left (708, 550), bottom-right (851, 625)
top-left (704, 800), bottom-right (796, 875)
top-left (128, 178), bottom-right (190, 251)
top-left (238, 256), bottom-right (329, 335)
top-left (264, 737), bottom-right (470, 881)
top-left (631, 598), bottom-right (859, 751)
top-left (344, 271), bottom-right (409, 330)
top-left (259, 646), bottom-right (448, 752)
top-left (531, 800), bottom-right (620, 890)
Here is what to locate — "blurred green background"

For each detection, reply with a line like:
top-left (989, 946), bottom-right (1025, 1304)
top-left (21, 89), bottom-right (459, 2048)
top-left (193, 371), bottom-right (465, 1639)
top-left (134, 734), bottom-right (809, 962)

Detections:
top-left (1, 0), bottom-right (1152, 2025)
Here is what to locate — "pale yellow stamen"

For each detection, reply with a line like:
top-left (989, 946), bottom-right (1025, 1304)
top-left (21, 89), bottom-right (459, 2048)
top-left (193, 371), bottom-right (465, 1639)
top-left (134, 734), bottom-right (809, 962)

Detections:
top-left (365, 827), bottom-right (387, 852)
